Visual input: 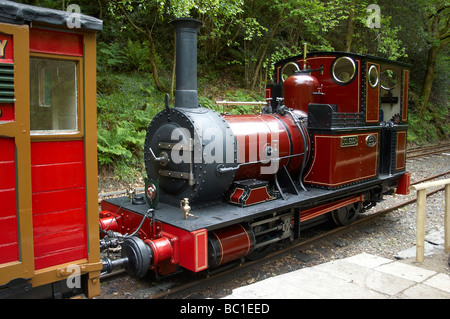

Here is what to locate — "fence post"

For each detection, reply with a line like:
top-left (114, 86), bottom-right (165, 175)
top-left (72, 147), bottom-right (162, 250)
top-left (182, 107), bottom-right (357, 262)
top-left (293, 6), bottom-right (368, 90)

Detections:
top-left (409, 178), bottom-right (450, 263)
top-left (415, 189), bottom-right (427, 262)
top-left (445, 184), bottom-right (450, 253)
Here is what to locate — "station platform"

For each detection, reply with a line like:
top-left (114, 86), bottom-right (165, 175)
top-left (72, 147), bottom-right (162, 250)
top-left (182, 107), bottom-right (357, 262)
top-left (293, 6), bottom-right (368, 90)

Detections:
top-left (222, 252), bottom-right (450, 299)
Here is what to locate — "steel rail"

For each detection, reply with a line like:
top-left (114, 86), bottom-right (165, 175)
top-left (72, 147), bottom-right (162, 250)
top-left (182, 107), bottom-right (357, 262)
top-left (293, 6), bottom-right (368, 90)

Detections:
top-left (407, 142), bottom-right (450, 154)
top-left (407, 148), bottom-right (450, 159)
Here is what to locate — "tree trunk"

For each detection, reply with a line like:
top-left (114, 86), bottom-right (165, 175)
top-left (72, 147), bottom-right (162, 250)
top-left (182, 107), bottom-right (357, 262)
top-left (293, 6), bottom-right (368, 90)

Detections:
top-left (419, 45), bottom-right (439, 117)
top-left (419, 4), bottom-right (449, 117)
top-left (345, 9), bottom-right (355, 52)
top-left (146, 28), bottom-right (167, 93)
top-left (250, 7), bottom-right (284, 91)
top-left (120, 6), bottom-right (167, 93)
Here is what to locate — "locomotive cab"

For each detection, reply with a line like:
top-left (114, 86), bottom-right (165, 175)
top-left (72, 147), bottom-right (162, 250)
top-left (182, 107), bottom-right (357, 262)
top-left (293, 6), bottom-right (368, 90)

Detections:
top-left (268, 51), bottom-right (410, 194)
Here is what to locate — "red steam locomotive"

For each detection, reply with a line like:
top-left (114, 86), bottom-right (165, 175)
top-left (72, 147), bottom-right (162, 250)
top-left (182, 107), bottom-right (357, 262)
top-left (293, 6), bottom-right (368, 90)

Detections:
top-left (99, 18), bottom-right (411, 279)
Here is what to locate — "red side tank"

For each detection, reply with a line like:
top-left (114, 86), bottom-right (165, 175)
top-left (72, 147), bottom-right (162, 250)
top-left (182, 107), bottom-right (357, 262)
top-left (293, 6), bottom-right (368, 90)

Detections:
top-left (283, 71), bottom-right (321, 113)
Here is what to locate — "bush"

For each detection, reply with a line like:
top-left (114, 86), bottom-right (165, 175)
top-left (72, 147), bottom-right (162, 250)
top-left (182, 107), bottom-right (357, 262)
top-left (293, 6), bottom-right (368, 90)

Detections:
top-left (408, 105), bottom-right (450, 145)
top-left (97, 72), bottom-right (164, 181)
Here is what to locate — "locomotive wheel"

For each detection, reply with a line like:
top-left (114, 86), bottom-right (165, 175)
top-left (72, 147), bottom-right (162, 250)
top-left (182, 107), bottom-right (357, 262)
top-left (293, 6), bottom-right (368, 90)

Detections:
top-left (246, 234), bottom-right (274, 261)
top-left (331, 202), bottom-right (361, 226)
top-left (246, 243), bottom-right (274, 261)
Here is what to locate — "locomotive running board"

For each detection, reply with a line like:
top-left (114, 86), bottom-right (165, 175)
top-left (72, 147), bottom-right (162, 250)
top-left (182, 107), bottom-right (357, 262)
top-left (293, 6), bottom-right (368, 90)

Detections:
top-left (102, 171), bottom-right (406, 233)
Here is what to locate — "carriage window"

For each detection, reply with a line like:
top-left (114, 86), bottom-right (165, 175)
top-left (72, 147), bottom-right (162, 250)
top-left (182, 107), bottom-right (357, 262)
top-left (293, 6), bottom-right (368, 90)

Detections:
top-left (281, 62), bottom-right (300, 81)
top-left (331, 56), bottom-right (356, 85)
top-left (368, 65), bottom-right (379, 88)
top-left (380, 69), bottom-right (398, 90)
top-left (30, 58), bottom-right (78, 133)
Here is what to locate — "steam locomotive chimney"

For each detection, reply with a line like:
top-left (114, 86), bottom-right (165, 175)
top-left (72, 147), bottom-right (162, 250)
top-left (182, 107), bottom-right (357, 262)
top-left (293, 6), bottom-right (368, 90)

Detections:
top-left (171, 18), bottom-right (203, 108)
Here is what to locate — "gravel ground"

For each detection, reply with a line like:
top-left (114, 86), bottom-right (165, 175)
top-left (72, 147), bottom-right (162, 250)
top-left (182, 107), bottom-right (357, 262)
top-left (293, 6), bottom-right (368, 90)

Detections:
top-left (99, 151), bottom-right (450, 299)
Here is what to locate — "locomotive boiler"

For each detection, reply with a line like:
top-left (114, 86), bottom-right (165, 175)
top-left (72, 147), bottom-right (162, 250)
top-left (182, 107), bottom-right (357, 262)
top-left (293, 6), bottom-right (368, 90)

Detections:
top-left (99, 18), bottom-right (411, 278)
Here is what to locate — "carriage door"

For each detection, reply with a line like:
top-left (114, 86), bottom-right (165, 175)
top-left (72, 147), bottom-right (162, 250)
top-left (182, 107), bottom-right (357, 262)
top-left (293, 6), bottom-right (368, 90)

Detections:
top-left (0, 23), bottom-right (34, 286)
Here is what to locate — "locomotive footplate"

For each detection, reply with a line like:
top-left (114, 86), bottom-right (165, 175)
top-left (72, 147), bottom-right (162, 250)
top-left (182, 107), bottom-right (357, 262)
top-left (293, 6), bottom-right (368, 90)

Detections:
top-left (102, 172), bottom-right (405, 233)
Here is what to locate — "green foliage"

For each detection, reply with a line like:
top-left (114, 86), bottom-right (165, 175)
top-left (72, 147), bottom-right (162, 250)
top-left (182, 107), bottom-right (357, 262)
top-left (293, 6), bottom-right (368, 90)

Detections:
top-left (97, 42), bottom-right (126, 71)
top-left (408, 106), bottom-right (450, 145)
top-left (97, 39), bottom-right (152, 73)
top-left (97, 72), bottom-right (164, 179)
top-left (124, 39), bottom-right (151, 72)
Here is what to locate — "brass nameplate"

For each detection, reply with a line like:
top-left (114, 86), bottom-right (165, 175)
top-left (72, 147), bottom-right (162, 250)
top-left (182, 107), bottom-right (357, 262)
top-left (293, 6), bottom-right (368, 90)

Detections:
top-left (341, 135), bottom-right (358, 148)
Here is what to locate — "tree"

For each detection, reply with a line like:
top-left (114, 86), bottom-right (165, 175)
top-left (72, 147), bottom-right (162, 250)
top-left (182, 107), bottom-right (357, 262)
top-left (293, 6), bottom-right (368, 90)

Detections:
top-left (107, 1), bottom-right (169, 92)
top-left (419, 1), bottom-right (449, 116)
top-left (107, 0), bottom-right (244, 94)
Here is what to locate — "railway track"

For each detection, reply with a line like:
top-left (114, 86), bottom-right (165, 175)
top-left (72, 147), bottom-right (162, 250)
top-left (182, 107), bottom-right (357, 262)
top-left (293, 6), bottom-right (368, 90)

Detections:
top-left (407, 142), bottom-right (450, 159)
top-left (99, 167), bottom-right (450, 299)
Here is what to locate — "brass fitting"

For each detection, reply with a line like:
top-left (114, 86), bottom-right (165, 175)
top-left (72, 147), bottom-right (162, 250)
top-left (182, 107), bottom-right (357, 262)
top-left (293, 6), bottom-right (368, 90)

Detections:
top-left (180, 198), bottom-right (198, 219)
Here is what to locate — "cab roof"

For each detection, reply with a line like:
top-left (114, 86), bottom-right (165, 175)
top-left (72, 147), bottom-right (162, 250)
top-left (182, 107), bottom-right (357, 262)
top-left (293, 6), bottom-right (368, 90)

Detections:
top-left (0, 0), bottom-right (102, 31)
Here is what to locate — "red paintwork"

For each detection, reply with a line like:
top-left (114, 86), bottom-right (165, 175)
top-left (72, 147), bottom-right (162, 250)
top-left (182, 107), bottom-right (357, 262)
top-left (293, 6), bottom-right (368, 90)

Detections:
top-left (100, 201), bottom-right (209, 275)
top-left (30, 28), bottom-right (83, 57)
top-left (278, 56), bottom-right (362, 114)
top-left (283, 73), bottom-right (320, 113)
top-left (0, 137), bottom-right (19, 264)
top-left (224, 114), bottom-right (308, 180)
top-left (0, 103), bottom-right (14, 121)
top-left (396, 172), bottom-right (410, 195)
top-left (209, 224), bottom-right (252, 267)
top-left (99, 212), bottom-right (120, 233)
top-left (0, 34), bottom-right (14, 123)
top-left (229, 188), bottom-right (244, 205)
top-left (146, 234), bottom-right (176, 275)
top-left (366, 63), bottom-right (380, 123)
top-left (100, 202), bottom-right (153, 240)
top-left (230, 186), bottom-right (274, 206)
top-left (265, 88), bottom-right (271, 101)
top-left (0, 34), bottom-right (14, 63)
top-left (160, 224), bottom-right (208, 273)
top-left (396, 131), bottom-right (407, 171)
top-left (300, 195), bottom-right (362, 222)
top-left (31, 141), bottom-right (87, 270)
top-left (304, 132), bottom-right (379, 188)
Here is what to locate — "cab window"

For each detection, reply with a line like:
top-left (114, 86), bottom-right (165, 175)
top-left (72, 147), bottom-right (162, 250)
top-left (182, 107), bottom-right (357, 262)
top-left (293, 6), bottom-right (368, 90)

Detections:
top-left (30, 58), bottom-right (78, 134)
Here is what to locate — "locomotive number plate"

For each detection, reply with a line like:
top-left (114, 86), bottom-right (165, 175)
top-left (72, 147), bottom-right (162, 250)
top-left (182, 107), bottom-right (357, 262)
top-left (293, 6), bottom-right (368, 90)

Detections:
top-left (340, 135), bottom-right (358, 148)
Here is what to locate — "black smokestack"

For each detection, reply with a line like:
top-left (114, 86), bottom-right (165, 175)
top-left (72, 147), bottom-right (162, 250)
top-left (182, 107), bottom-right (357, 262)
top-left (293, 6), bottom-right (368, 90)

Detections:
top-left (171, 18), bottom-right (203, 108)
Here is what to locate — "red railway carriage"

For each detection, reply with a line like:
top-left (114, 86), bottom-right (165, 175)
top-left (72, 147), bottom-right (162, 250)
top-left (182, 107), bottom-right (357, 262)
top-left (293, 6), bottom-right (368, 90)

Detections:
top-left (99, 19), bottom-right (411, 280)
top-left (0, 2), bottom-right (102, 298)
